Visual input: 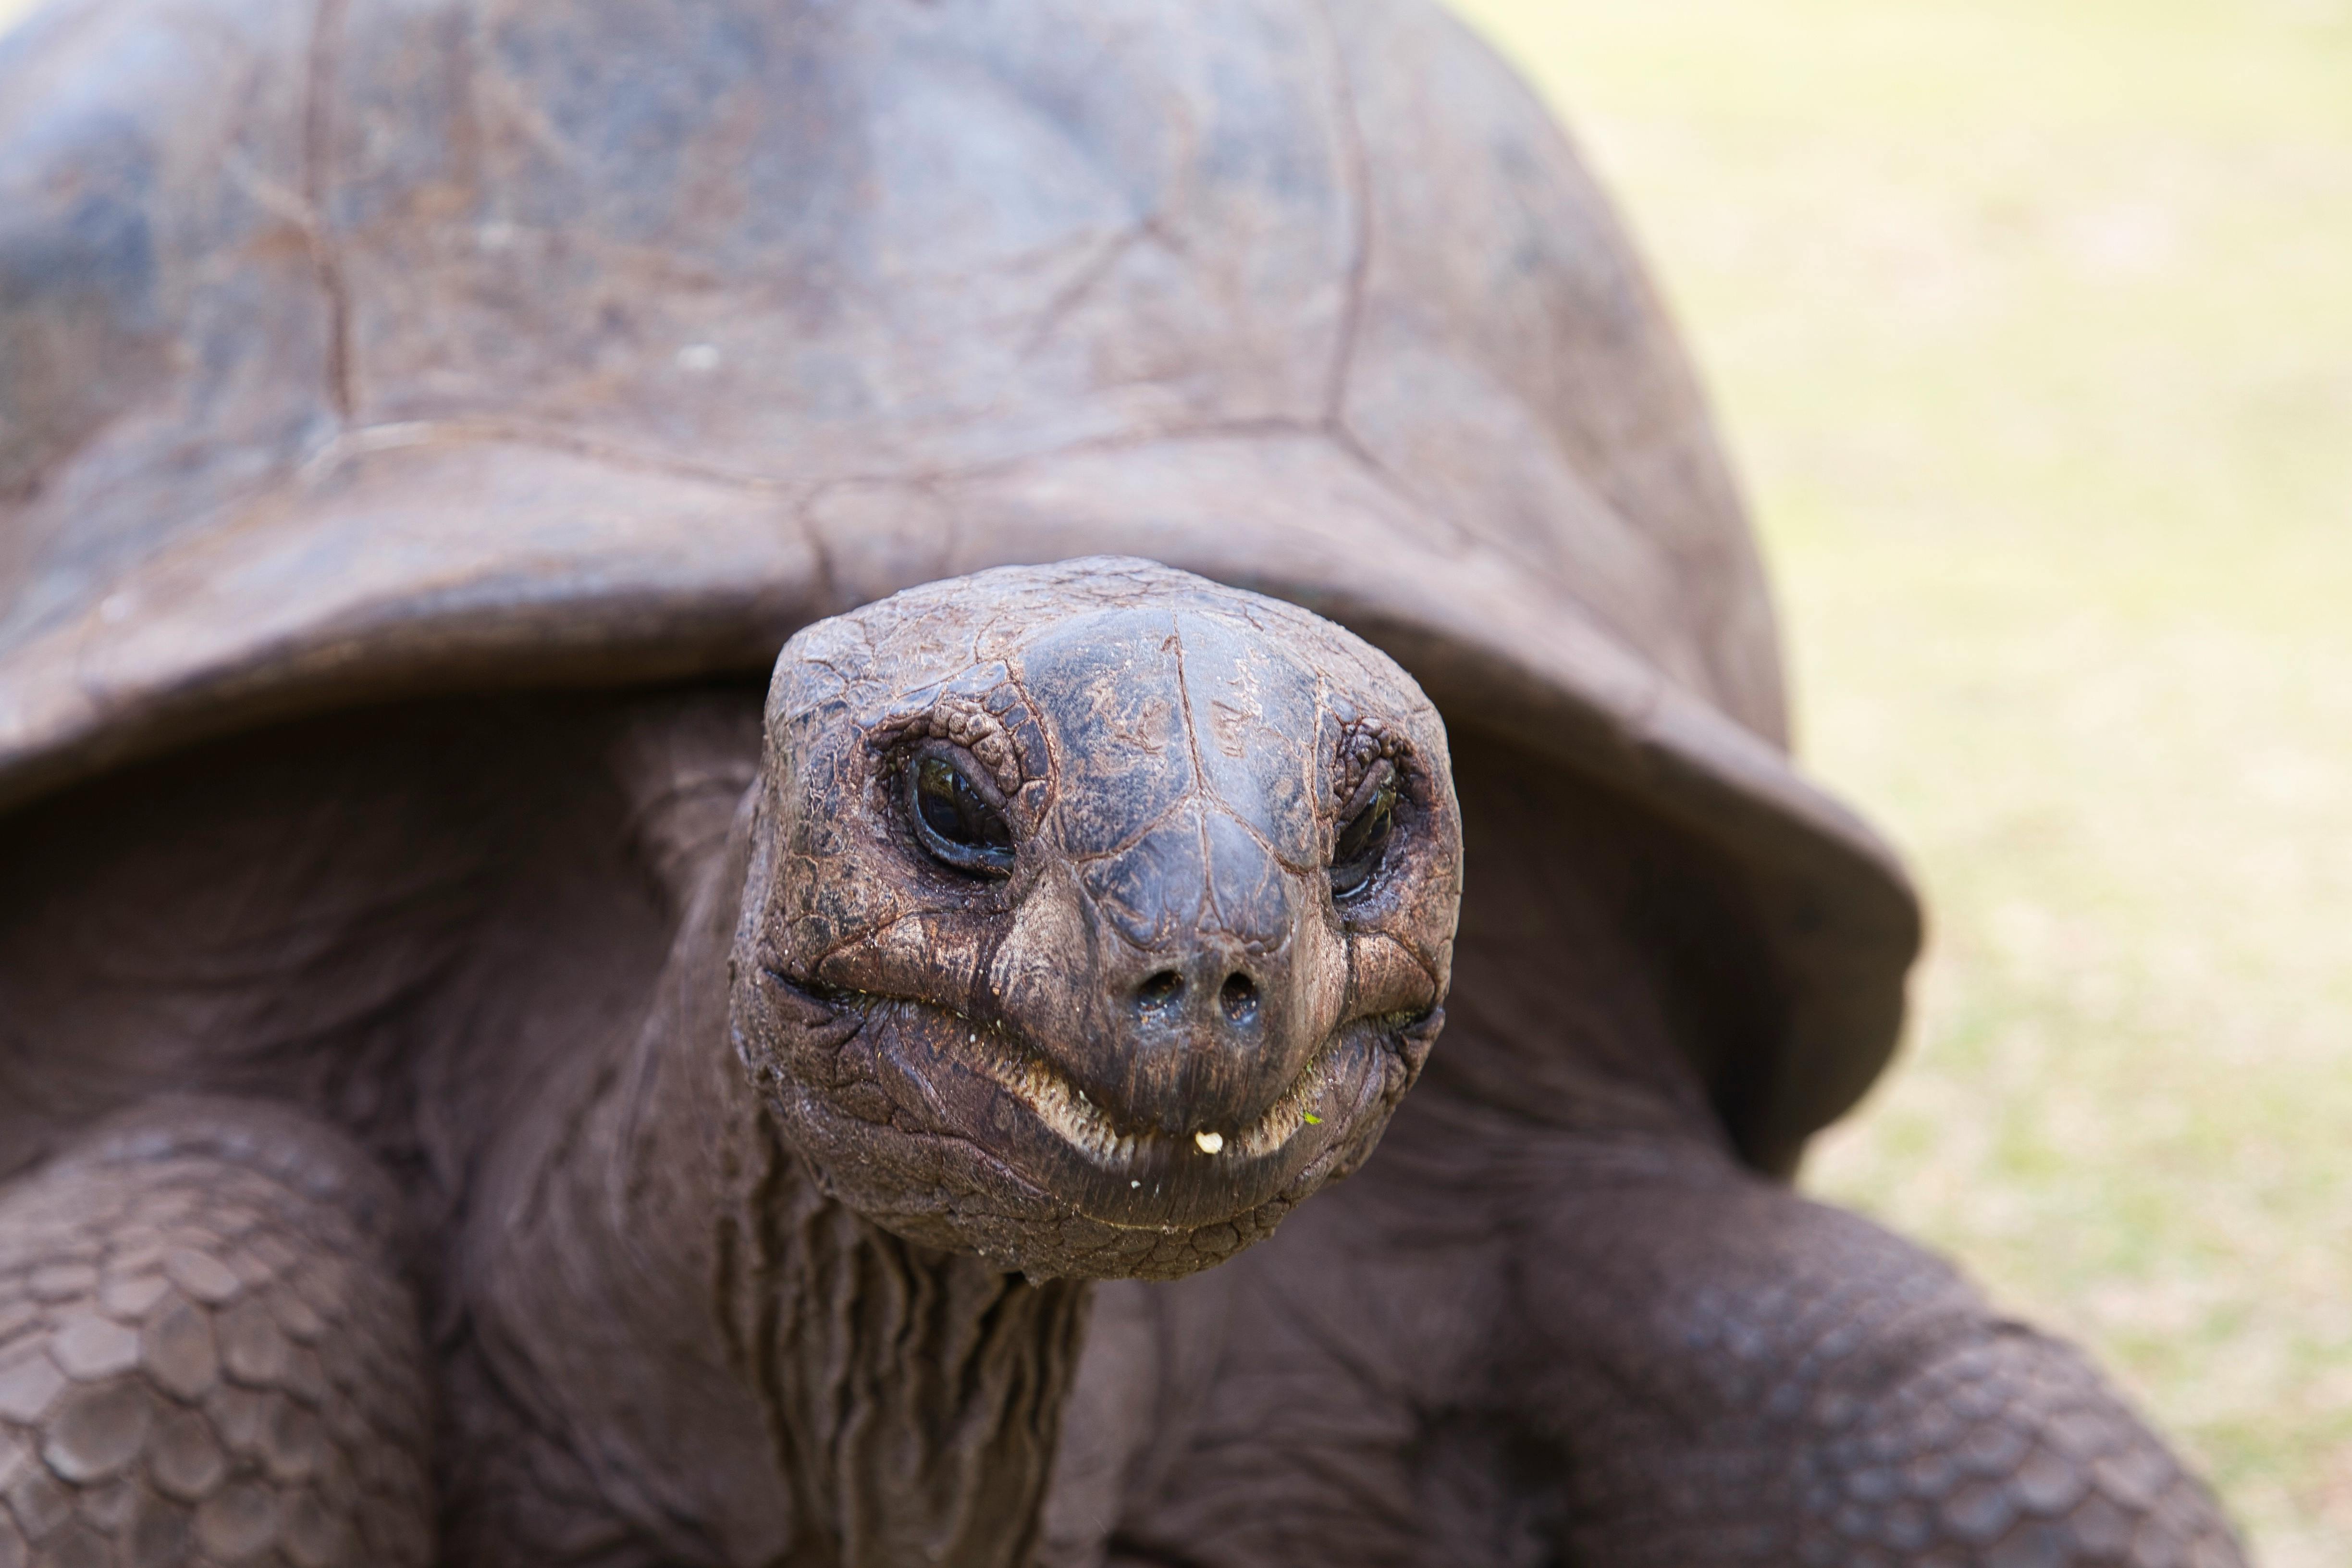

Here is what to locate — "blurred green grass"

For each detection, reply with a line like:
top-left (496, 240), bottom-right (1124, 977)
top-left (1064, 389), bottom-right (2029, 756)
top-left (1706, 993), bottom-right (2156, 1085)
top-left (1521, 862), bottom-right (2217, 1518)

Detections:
top-left (1446, 0), bottom-right (2352, 1561)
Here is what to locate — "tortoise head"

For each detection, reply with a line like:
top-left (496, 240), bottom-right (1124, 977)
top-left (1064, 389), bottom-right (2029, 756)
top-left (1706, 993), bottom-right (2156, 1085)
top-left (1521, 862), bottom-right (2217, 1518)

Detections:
top-left (728, 557), bottom-right (1461, 1280)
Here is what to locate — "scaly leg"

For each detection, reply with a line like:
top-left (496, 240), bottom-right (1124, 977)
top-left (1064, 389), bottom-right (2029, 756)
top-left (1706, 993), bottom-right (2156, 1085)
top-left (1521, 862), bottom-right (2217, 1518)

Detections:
top-left (1496, 1135), bottom-right (2247, 1567)
top-left (0, 1098), bottom-right (433, 1568)
top-left (1090, 1099), bottom-right (2245, 1568)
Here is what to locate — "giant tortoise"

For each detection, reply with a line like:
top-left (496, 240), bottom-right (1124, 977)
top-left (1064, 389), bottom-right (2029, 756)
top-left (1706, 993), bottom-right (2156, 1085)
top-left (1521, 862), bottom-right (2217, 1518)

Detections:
top-left (0, 0), bottom-right (2242, 1562)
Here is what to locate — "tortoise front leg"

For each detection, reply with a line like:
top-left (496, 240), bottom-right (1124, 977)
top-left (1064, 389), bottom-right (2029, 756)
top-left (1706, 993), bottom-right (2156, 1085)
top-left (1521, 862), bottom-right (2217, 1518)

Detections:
top-left (1496, 1134), bottom-right (2246, 1568)
top-left (1083, 1099), bottom-right (2246, 1568)
top-left (0, 1098), bottom-right (433, 1567)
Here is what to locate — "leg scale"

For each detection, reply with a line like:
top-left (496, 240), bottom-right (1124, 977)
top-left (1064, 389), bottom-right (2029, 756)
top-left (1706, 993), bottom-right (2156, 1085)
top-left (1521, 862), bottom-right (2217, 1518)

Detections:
top-left (0, 1099), bottom-right (433, 1568)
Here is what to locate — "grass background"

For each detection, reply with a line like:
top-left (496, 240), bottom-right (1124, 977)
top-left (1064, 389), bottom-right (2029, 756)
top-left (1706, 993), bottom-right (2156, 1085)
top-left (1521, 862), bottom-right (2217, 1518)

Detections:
top-left (1443, 1), bottom-right (2352, 1562)
top-left (0, 0), bottom-right (2341, 1558)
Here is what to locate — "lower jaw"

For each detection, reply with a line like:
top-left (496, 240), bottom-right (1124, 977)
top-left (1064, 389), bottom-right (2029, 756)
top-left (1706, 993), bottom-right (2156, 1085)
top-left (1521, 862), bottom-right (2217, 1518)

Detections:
top-left (964, 1014), bottom-right (1404, 1224)
top-left (739, 971), bottom-right (1426, 1276)
top-left (783, 1005), bottom-right (1401, 1233)
top-left (854, 1178), bottom-right (1307, 1282)
top-left (978, 1026), bottom-right (1358, 1170)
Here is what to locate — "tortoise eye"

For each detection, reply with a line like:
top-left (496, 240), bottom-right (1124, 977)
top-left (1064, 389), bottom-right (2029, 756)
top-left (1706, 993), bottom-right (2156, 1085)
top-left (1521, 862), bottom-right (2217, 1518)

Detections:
top-left (909, 749), bottom-right (1016, 878)
top-left (1330, 767), bottom-right (1399, 899)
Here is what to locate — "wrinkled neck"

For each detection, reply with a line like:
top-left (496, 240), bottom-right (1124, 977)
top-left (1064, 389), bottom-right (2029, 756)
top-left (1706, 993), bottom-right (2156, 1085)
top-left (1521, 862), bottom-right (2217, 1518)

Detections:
top-left (462, 782), bottom-right (1091, 1566)
top-left (725, 1136), bottom-right (1093, 1568)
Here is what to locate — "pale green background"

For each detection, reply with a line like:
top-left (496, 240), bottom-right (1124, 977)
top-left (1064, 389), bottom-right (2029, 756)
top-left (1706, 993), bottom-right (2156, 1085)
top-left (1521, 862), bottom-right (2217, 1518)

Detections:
top-left (1445, 2), bottom-right (2352, 1563)
top-left (2, 0), bottom-right (2346, 1560)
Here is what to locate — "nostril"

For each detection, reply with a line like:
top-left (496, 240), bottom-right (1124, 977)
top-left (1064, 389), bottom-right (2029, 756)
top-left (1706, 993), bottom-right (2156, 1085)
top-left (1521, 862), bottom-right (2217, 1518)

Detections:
top-left (1218, 972), bottom-right (1259, 1025)
top-left (1135, 970), bottom-right (1185, 1012)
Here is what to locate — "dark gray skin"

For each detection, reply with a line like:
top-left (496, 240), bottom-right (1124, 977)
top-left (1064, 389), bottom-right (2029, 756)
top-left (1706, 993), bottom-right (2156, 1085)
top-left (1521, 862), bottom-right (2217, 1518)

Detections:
top-left (0, 561), bottom-right (2238, 1567)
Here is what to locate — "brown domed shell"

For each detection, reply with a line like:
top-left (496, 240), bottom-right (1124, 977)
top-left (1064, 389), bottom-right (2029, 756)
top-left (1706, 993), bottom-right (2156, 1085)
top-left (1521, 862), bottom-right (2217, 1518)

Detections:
top-left (0, 0), bottom-right (1917, 1169)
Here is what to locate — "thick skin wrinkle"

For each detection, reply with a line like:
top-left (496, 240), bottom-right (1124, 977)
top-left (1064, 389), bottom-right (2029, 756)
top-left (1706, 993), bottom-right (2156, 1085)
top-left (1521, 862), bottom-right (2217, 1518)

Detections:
top-left (1042, 738), bottom-right (2242, 1568)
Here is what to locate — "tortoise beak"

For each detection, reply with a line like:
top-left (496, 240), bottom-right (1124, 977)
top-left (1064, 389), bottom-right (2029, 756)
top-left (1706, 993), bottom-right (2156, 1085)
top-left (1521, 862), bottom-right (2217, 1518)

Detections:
top-left (990, 802), bottom-right (1345, 1144)
top-left (1089, 918), bottom-right (1301, 1141)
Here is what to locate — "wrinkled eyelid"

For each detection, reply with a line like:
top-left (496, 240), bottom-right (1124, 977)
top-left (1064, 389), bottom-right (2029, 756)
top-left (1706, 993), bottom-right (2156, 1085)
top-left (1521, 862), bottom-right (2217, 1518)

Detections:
top-left (1334, 777), bottom-right (1395, 848)
top-left (1337, 755), bottom-right (1401, 819)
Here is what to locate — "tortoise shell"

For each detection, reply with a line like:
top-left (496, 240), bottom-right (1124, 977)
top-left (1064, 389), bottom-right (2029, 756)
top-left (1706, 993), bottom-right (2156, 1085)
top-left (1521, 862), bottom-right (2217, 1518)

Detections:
top-left (0, 0), bottom-right (1917, 1172)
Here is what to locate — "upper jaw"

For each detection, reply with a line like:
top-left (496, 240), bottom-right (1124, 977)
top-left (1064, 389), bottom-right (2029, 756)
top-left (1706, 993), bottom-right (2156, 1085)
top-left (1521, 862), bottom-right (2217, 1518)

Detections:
top-left (749, 966), bottom-right (1416, 1234)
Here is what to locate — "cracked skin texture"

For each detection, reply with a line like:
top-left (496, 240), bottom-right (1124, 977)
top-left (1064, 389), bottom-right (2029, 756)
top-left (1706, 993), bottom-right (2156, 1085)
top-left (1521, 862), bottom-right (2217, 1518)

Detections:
top-left (0, 0), bottom-right (2244, 1562)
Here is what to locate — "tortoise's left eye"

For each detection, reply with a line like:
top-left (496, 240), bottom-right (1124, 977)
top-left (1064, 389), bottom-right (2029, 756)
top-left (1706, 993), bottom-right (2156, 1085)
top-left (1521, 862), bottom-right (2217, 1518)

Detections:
top-left (1330, 766), bottom-right (1399, 899)
top-left (909, 748), bottom-right (1016, 878)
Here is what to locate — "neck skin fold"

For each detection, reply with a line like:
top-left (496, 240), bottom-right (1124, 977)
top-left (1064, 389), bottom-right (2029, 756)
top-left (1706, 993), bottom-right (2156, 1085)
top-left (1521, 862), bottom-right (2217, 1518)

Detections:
top-left (452, 791), bottom-right (1092, 1568)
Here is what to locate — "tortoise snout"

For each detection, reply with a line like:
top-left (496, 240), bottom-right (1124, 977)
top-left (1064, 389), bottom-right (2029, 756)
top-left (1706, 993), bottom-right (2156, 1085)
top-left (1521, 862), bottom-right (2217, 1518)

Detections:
top-left (1053, 809), bottom-right (1322, 1135)
top-left (1103, 932), bottom-right (1299, 1136)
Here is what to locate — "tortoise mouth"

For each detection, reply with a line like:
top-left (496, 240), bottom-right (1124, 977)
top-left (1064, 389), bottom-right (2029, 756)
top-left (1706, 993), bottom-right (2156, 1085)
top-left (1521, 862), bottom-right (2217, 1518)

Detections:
top-left (758, 970), bottom-right (1406, 1232)
top-left (980, 1027), bottom-right (1347, 1169)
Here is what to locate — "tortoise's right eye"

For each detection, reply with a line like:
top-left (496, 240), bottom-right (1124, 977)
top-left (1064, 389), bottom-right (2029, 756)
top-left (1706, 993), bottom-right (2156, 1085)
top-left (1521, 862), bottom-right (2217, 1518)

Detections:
top-left (909, 749), bottom-right (1016, 878)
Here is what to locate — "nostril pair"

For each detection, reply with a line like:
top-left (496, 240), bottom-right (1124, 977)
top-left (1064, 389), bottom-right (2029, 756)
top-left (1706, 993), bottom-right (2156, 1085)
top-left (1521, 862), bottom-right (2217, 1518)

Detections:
top-left (1133, 969), bottom-right (1260, 1025)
